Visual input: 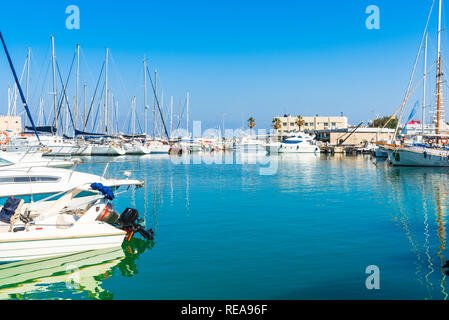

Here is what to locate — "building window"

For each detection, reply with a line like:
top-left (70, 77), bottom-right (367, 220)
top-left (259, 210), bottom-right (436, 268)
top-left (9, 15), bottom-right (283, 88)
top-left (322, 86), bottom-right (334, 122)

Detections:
top-left (290, 123), bottom-right (294, 126)
top-left (283, 123), bottom-right (287, 126)
top-left (331, 123), bottom-right (336, 127)
top-left (324, 123), bottom-right (329, 127)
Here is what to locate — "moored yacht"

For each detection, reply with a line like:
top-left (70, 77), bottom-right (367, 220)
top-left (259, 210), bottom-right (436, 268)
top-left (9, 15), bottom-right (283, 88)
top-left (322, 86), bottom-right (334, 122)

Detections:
top-left (148, 140), bottom-right (170, 154)
top-left (266, 133), bottom-right (320, 154)
top-left (234, 136), bottom-right (266, 154)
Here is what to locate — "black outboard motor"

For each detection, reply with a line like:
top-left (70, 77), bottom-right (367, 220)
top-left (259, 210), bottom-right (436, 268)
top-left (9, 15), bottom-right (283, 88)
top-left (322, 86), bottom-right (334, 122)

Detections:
top-left (116, 208), bottom-right (154, 241)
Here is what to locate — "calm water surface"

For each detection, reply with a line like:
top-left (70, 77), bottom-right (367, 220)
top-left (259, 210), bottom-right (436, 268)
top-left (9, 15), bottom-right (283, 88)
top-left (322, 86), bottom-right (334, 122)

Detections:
top-left (2, 153), bottom-right (449, 300)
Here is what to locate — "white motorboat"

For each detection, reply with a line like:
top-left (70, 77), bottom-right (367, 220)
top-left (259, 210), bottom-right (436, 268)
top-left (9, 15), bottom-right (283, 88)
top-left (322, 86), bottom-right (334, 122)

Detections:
top-left (0, 166), bottom-right (143, 208)
top-left (0, 174), bottom-right (151, 262)
top-left (266, 133), bottom-right (320, 154)
top-left (234, 137), bottom-right (266, 154)
top-left (0, 151), bottom-right (76, 169)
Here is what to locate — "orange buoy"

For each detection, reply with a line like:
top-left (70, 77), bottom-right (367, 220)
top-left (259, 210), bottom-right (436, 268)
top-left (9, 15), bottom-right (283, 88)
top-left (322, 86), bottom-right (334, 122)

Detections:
top-left (0, 131), bottom-right (9, 145)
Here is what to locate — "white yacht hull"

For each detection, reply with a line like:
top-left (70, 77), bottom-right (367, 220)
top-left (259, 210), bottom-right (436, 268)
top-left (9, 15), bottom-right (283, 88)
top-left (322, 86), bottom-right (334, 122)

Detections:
top-left (266, 143), bottom-right (319, 154)
top-left (235, 144), bottom-right (266, 154)
top-left (149, 143), bottom-right (170, 154)
top-left (124, 144), bottom-right (151, 155)
top-left (90, 145), bottom-right (125, 156)
top-left (0, 222), bottom-right (126, 262)
top-left (6, 144), bottom-right (92, 157)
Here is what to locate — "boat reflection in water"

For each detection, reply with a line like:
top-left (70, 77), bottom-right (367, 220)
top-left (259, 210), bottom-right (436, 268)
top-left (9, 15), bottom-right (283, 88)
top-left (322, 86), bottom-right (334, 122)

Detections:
top-left (378, 164), bottom-right (449, 300)
top-left (0, 237), bottom-right (154, 300)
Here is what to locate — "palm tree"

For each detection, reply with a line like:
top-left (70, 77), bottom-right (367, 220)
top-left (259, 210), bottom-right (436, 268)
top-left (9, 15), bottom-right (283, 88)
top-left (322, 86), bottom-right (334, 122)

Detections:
top-left (248, 117), bottom-right (256, 136)
top-left (295, 115), bottom-right (305, 131)
top-left (272, 118), bottom-right (281, 130)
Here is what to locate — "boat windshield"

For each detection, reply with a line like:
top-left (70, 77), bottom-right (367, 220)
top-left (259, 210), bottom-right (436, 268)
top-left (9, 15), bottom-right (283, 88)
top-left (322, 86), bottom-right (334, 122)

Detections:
top-left (0, 158), bottom-right (13, 167)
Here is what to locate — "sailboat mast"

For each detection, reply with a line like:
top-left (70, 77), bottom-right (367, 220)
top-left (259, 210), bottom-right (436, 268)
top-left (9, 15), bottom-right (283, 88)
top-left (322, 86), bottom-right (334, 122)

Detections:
top-left (132, 96), bottom-right (136, 136)
top-left (104, 47), bottom-right (109, 134)
top-left (423, 33), bottom-right (428, 134)
top-left (170, 95), bottom-right (173, 138)
top-left (186, 91), bottom-right (190, 137)
top-left (153, 69), bottom-right (157, 139)
top-left (75, 44), bottom-right (80, 130)
top-left (83, 84), bottom-right (87, 131)
top-left (51, 35), bottom-right (58, 135)
top-left (436, 0), bottom-right (443, 140)
top-left (144, 57), bottom-right (148, 137)
top-left (25, 47), bottom-right (30, 130)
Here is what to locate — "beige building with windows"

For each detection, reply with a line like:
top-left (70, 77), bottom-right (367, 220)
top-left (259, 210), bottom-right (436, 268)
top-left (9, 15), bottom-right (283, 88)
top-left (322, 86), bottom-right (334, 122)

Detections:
top-left (274, 115), bottom-right (348, 133)
top-left (314, 127), bottom-right (395, 146)
top-left (0, 116), bottom-right (22, 134)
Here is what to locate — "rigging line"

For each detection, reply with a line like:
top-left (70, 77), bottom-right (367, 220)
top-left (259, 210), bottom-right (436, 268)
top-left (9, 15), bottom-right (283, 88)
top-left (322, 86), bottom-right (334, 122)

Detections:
top-left (92, 97), bottom-right (102, 133)
top-left (79, 46), bottom-right (97, 84)
top-left (31, 41), bottom-right (51, 104)
top-left (395, 0), bottom-right (436, 137)
top-left (394, 0), bottom-right (435, 137)
top-left (35, 60), bottom-right (51, 120)
top-left (146, 65), bottom-right (170, 139)
top-left (121, 100), bottom-right (132, 133)
top-left (379, 61), bottom-right (437, 133)
top-left (176, 97), bottom-right (187, 130)
top-left (136, 111), bottom-right (143, 134)
top-left (53, 51), bottom-right (76, 128)
top-left (11, 55), bottom-right (28, 115)
top-left (55, 58), bottom-right (77, 134)
top-left (108, 50), bottom-right (133, 111)
top-left (84, 61), bottom-right (105, 129)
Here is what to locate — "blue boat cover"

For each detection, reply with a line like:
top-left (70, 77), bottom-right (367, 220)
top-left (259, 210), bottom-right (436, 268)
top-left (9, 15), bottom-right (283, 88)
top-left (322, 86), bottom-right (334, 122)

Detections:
top-left (0, 197), bottom-right (22, 223)
top-left (90, 183), bottom-right (115, 200)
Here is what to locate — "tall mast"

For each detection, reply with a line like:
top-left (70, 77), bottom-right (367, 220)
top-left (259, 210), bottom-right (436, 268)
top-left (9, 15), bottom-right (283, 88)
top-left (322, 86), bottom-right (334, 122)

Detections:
top-left (144, 57), bottom-right (148, 136)
top-left (186, 91), bottom-right (190, 137)
top-left (7, 87), bottom-right (11, 115)
top-left (423, 33), bottom-right (428, 134)
top-left (116, 98), bottom-right (119, 134)
top-left (75, 44), bottom-right (80, 130)
top-left (436, 0), bottom-right (443, 140)
top-left (170, 95), bottom-right (173, 138)
top-left (132, 96), bottom-right (136, 136)
top-left (51, 35), bottom-right (58, 135)
top-left (161, 89), bottom-right (164, 138)
top-left (104, 47), bottom-right (109, 134)
top-left (153, 69), bottom-right (157, 139)
top-left (25, 47), bottom-right (30, 130)
top-left (83, 84), bottom-right (87, 131)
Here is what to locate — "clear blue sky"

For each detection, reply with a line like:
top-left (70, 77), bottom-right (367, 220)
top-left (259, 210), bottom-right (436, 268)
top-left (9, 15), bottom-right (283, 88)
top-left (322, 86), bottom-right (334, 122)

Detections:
top-left (0, 0), bottom-right (446, 133)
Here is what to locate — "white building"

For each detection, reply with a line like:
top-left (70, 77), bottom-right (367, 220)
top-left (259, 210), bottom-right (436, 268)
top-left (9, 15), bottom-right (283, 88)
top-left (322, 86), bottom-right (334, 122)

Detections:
top-left (274, 115), bottom-right (348, 133)
top-left (0, 116), bottom-right (22, 134)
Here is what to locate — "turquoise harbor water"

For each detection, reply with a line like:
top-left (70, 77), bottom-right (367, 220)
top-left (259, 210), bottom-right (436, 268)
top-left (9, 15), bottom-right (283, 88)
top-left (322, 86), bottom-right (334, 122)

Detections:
top-left (2, 153), bottom-right (449, 300)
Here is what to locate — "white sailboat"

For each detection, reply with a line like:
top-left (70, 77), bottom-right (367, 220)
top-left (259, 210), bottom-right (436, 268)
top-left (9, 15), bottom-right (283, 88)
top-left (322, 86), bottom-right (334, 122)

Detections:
top-left (386, 0), bottom-right (449, 167)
